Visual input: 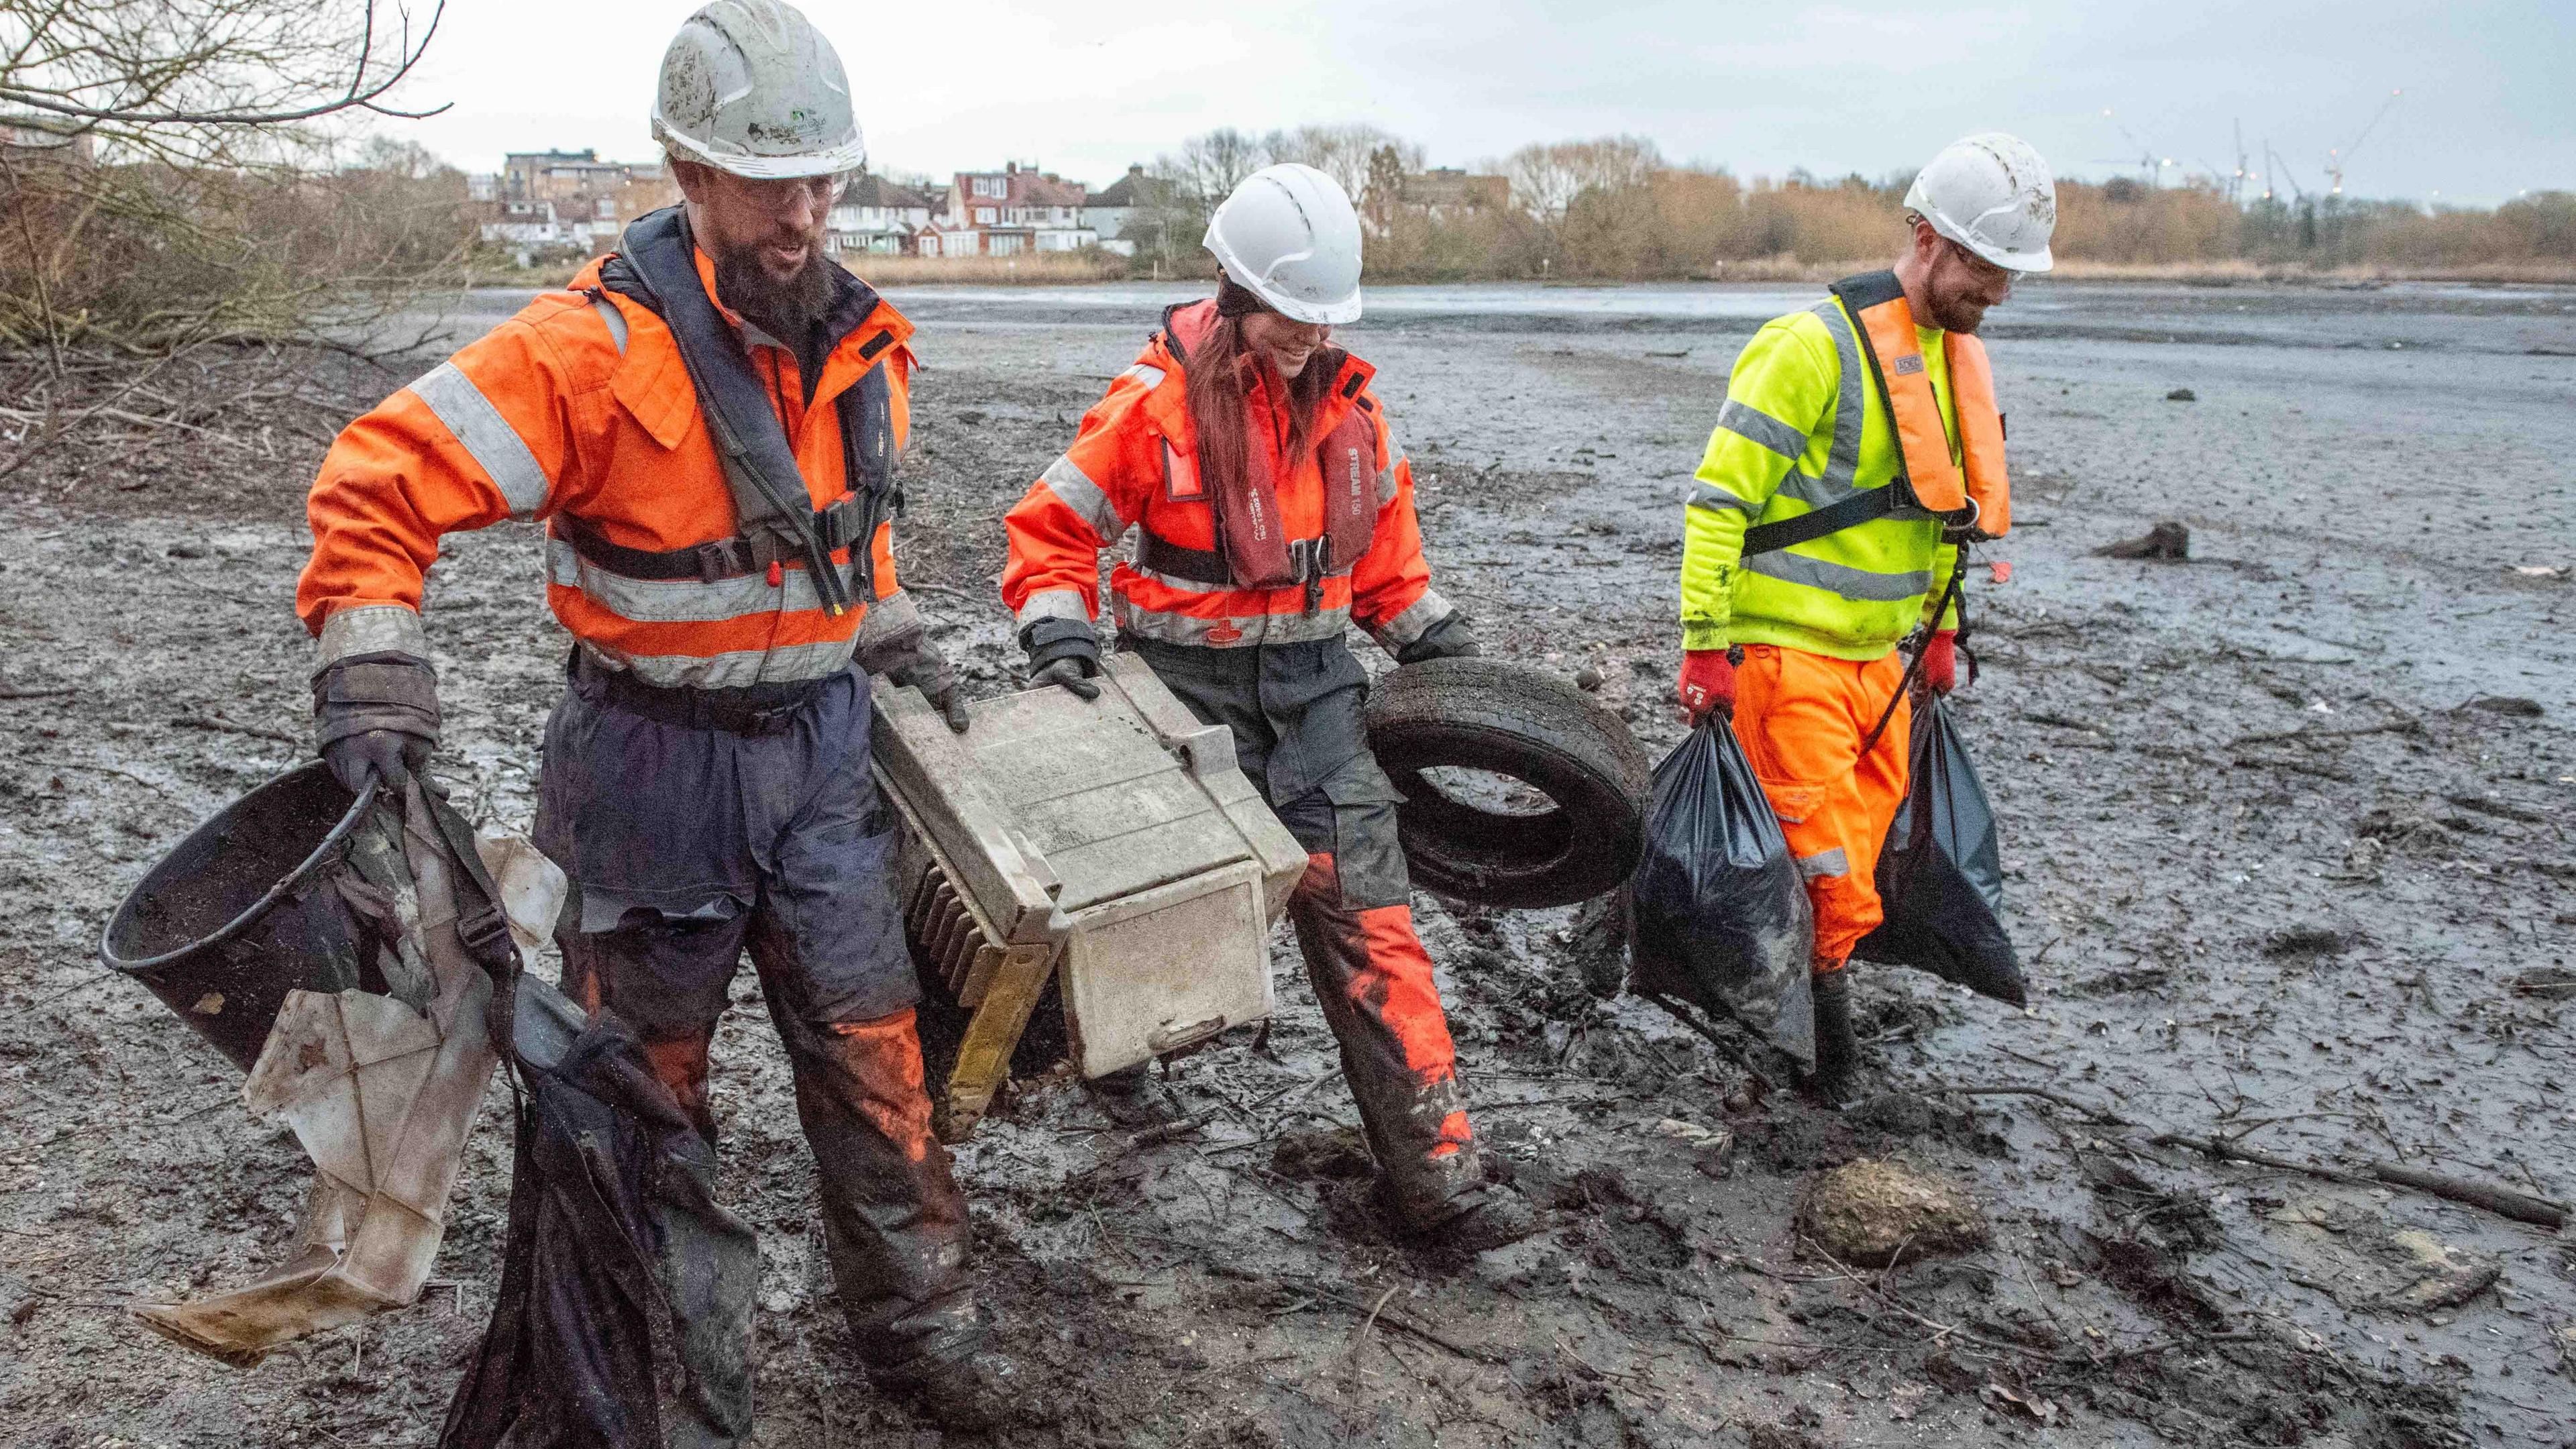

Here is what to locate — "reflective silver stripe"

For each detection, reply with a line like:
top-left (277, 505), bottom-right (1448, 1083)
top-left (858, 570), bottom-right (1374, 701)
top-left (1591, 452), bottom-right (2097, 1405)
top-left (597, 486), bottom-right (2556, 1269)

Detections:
top-left (1791, 299), bottom-right (1870, 510)
top-left (409, 362), bottom-right (550, 519)
top-left (1716, 397), bottom-right (1809, 460)
top-left (545, 536), bottom-right (859, 623)
top-left (1744, 550), bottom-right (1931, 602)
top-left (590, 293), bottom-right (629, 355)
top-left (1688, 480), bottom-right (1759, 513)
top-left (1039, 455), bottom-right (1127, 543)
top-left (316, 604), bottom-right (427, 666)
top-left (1795, 847), bottom-right (1850, 880)
top-left (1372, 588), bottom-right (1454, 651)
top-left (1014, 588), bottom-right (1089, 627)
top-left (1118, 363), bottom-right (1167, 389)
top-left (1126, 562), bottom-right (1241, 596)
top-left (1377, 420), bottom-right (1405, 506)
top-left (1112, 596), bottom-right (1352, 647)
top-left (576, 635), bottom-right (859, 690)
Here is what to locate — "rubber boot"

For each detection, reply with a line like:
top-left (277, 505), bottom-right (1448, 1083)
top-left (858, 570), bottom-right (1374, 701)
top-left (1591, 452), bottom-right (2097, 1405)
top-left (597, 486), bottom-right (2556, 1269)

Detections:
top-left (1807, 967), bottom-right (1862, 1108)
top-left (772, 1010), bottom-right (1021, 1426)
top-left (1289, 853), bottom-right (1521, 1244)
top-left (1390, 1181), bottom-right (1542, 1253)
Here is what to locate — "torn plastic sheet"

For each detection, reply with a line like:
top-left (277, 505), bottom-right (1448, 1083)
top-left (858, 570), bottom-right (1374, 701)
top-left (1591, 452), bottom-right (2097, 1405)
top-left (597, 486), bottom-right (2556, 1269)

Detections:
top-left (131, 784), bottom-right (565, 1367)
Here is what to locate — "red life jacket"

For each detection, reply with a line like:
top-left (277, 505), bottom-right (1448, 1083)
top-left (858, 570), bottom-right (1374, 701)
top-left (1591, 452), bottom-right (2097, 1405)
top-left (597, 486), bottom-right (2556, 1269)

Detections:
top-left (1148, 303), bottom-right (1378, 604)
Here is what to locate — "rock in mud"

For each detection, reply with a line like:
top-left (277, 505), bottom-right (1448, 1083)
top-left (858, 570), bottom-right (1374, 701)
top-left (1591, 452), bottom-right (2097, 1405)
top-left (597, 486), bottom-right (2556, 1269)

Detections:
top-left (2092, 521), bottom-right (2191, 560)
top-left (2165, 387), bottom-right (2197, 402)
top-left (1795, 1159), bottom-right (1989, 1267)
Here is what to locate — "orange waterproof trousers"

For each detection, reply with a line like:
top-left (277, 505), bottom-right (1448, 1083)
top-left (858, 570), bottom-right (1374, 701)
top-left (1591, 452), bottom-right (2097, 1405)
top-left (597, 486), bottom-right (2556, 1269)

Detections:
top-left (1730, 644), bottom-right (1913, 971)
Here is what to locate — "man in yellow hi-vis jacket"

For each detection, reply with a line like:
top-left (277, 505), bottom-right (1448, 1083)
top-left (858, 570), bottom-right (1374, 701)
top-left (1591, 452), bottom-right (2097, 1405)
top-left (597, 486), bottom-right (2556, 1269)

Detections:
top-left (1675, 133), bottom-right (2054, 1099)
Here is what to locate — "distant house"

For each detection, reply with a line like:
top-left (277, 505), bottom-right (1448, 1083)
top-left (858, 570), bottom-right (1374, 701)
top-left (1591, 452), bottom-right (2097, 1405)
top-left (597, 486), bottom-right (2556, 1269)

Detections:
top-left (827, 174), bottom-right (934, 257)
top-left (1399, 167), bottom-right (1509, 221)
top-left (476, 148), bottom-right (678, 258)
top-left (1082, 164), bottom-right (1161, 258)
top-left (937, 162), bottom-right (1097, 256)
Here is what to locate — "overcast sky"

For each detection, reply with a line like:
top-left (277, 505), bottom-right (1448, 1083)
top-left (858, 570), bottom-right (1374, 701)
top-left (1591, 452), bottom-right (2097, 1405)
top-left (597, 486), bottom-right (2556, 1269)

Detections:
top-left (386, 0), bottom-right (2569, 207)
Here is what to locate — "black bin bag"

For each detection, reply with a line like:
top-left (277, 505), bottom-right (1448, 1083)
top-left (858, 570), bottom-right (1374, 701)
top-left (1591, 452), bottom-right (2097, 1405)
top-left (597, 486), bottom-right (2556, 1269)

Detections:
top-left (1629, 720), bottom-right (1816, 1067)
top-left (1853, 694), bottom-right (2027, 1006)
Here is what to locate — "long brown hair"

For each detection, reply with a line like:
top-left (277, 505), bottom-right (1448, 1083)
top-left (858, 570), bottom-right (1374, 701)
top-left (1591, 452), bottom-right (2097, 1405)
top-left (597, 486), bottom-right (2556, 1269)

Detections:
top-left (1183, 309), bottom-right (1341, 504)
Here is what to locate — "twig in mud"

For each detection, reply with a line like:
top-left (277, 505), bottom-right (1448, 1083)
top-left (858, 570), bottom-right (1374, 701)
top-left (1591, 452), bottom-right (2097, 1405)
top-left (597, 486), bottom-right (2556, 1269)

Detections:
top-left (1799, 1234), bottom-right (2059, 1362)
top-left (0, 687), bottom-right (75, 701)
top-left (2229, 754), bottom-right (2356, 783)
top-left (900, 580), bottom-right (990, 608)
top-left (1931, 1083), bottom-right (2133, 1124)
top-left (1345, 1284), bottom-right (1400, 1379)
top-left (1632, 989), bottom-right (1780, 1091)
top-left (172, 714), bottom-right (302, 746)
top-left (1927, 1081), bottom-right (2570, 1229)
top-left (2226, 719), bottom-right (2423, 749)
top-left (1215, 1265), bottom-right (1500, 1364)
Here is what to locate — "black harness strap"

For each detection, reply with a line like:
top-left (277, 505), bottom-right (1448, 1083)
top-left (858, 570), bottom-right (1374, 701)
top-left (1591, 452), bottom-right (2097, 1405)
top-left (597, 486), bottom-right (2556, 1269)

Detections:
top-left (1741, 485), bottom-right (1909, 557)
top-left (588, 207), bottom-right (899, 604)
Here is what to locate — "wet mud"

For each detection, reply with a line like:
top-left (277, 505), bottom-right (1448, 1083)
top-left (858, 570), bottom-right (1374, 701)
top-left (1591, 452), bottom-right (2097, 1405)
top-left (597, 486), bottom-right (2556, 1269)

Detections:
top-left (1, 280), bottom-right (2571, 1446)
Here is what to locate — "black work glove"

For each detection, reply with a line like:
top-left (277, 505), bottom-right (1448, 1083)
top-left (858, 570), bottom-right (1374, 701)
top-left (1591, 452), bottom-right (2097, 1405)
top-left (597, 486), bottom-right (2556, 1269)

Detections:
top-left (858, 589), bottom-right (969, 733)
top-left (314, 651), bottom-right (439, 794)
top-left (896, 651), bottom-right (970, 733)
top-left (1394, 612), bottom-right (1481, 665)
top-left (1020, 616), bottom-right (1101, 701)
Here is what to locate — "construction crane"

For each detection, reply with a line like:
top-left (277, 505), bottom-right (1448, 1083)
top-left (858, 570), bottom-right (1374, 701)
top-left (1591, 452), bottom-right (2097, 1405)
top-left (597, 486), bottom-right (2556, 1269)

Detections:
top-left (2094, 107), bottom-right (2175, 189)
top-left (2324, 89), bottom-right (2403, 197)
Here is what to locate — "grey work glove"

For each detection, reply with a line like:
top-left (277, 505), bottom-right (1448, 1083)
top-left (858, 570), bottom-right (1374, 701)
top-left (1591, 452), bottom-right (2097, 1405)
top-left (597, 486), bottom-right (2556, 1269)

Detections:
top-left (314, 652), bottom-right (439, 794)
top-left (858, 589), bottom-right (969, 733)
top-left (1394, 612), bottom-right (1481, 665)
top-left (1020, 616), bottom-right (1101, 701)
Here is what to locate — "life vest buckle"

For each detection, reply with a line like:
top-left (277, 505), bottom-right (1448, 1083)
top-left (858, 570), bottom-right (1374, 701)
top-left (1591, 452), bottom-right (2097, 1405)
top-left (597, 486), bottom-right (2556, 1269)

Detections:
top-left (693, 539), bottom-right (745, 584)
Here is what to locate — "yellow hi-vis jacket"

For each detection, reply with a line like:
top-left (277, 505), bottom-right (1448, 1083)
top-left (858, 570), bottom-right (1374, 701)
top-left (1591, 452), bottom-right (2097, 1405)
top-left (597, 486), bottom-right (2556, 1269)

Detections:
top-left (1680, 294), bottom-right (1967, 661)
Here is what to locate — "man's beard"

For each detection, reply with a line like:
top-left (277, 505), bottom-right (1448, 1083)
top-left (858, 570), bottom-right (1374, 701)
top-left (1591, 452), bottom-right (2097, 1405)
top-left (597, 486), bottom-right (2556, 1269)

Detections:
top-left (713, 241), bottom-right (834, 341)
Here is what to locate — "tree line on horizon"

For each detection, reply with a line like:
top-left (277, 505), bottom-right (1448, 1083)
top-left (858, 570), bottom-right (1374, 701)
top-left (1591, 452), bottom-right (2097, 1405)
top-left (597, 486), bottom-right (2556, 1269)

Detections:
top-left (1104, 124), bottom-right (2576, 282)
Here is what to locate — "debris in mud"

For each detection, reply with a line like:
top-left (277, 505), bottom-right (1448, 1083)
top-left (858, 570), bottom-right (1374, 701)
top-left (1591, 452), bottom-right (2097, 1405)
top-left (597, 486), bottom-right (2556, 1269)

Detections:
top-left (2164, 387), bottom-right (2197, 402)
top-left (2261, 924), bottom-right (2369, 960)
top-left (2267, 1201), bottom-right (2503, 1314)
top-left (2508, 966), bottom-right (2576, 998)
top-left (2459, 694), bottom-right (2544, 718)
top-left (1270, 1126), bottom-right (1375, 1182)
top-left (1796, 1159), bottom-right (1988, 1267)
top-left (2092, 521), bottom-right (2190, 560)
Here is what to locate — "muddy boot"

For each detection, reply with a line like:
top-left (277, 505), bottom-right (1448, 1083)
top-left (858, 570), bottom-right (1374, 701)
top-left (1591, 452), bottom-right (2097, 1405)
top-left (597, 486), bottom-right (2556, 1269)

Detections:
top-left (1387, 1180), bottom-right (1542, 1253)
top-left (879, 1346), bottom-right (1030, 1433)
top-left (1805, 969), bottom-right (1863, 1108)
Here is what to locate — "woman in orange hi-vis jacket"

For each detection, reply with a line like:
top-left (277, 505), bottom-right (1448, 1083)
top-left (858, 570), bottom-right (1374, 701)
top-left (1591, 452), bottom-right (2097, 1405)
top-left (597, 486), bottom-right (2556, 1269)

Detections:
top-left (1000, 164), bottom-right (1537, 1252)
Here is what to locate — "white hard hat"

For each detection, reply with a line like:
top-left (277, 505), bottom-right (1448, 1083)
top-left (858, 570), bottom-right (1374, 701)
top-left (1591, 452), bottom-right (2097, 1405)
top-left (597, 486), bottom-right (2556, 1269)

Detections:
top-left (1203, 164), bottom-right (1364, 325)
top-left (651, 0), bottom-right (867, 180)
top-left (1904, 133), bottom-right (2057, 273)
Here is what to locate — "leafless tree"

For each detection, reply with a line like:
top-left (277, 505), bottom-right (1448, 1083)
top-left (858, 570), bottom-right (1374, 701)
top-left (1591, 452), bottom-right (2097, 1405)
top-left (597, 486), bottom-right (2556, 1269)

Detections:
top-left (1, 0), bottom-right (445, 163)
top-left (0, 0), bottom-right (452, 480)
top-left (1504, 136), bottom-right (1662, 224)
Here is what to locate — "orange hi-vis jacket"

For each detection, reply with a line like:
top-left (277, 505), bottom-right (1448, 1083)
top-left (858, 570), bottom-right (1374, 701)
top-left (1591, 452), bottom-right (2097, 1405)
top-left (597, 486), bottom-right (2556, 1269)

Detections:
top-left (1000, 300), bottom-right (1452, 653)
top-left (297, 244), bottom-right (912, 690)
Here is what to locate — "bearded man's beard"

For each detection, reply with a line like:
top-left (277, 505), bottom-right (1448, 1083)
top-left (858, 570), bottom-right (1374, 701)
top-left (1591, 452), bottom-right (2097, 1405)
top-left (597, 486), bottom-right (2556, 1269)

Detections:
top-left (714, 241), bottom-right (835, 341)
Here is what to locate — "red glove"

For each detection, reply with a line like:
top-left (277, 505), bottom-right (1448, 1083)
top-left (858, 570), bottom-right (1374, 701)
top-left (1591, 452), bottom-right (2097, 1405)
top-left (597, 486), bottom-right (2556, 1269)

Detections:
top-left (1921, 629), bottom-right (1959, 694)
top-left (1677, 649), bottom-right (1736, 722)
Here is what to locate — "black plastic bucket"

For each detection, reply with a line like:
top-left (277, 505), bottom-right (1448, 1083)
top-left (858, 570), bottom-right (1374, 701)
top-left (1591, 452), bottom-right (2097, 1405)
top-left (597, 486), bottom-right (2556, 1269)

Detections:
top-left (100, 761), bottom-right (383, 1073)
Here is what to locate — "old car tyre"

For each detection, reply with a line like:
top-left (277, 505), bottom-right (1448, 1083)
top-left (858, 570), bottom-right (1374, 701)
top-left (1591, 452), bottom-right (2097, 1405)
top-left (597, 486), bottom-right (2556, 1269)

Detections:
top-left (1364, 657), bottom-right (1651, 909)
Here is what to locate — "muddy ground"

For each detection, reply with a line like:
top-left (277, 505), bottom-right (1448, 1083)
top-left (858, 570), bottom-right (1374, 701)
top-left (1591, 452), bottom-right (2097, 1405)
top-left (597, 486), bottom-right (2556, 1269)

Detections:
top-left (2, 278), bottom-right (2571, 1448)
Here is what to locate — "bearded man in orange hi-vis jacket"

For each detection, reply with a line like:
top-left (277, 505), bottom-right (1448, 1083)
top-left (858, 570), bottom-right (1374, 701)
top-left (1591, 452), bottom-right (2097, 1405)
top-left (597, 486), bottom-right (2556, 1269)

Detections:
top-left (294, 1), bottom-right (1020, 1434)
